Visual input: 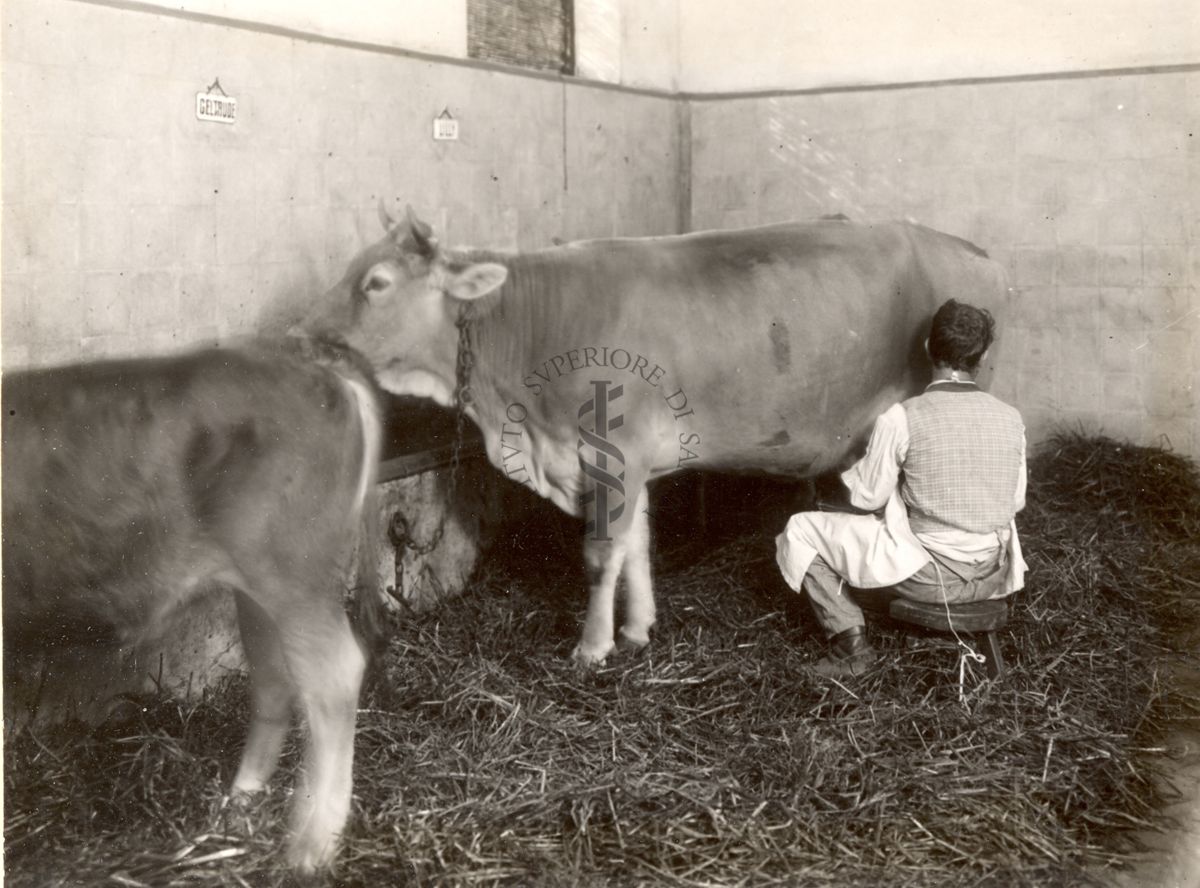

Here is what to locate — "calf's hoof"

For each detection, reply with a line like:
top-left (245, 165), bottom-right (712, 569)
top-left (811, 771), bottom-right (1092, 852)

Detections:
top-left (209, 789), bottom-right (271, 845)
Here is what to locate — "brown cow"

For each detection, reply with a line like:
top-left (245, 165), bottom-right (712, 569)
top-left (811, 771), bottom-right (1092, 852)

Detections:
top-left (2, 342), bottom-right (383, 872)
top-left (303, 206), bottom-right (1012, 665)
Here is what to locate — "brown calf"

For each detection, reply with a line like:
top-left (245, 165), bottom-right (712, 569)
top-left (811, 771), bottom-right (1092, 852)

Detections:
top-left (2, 342), bottom-right (383, 872)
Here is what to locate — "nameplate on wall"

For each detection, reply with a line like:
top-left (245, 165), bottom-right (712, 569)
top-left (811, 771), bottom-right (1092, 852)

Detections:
top-left (196, 78), bottom-right (237, 125)
top-left (433, 108), bottom-right (458, 141)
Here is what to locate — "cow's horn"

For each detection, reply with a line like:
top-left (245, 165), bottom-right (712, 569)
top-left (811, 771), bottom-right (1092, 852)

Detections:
top-left (378, 198), bottom-right (397, 232)
top-left (406, 205), bottom-right (437, 254)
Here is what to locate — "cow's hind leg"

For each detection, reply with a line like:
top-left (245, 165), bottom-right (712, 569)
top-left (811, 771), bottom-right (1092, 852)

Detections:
top-left (617, 486), bottom-right (654, 652)
top-left (230, 590), bottom-right (295, 798)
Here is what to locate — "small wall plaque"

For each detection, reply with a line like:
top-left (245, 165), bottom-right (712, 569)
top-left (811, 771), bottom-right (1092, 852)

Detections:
top-left (433, 108), bottom-right (458, 141)
top-left (196, 78), bottom-right (237, 125)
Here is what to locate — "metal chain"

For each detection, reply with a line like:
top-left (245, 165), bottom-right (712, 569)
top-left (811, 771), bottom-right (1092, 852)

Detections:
top-left (389, 303), bottom-right (475, 561)
top-left (450, 301), bottom-right (475, 494)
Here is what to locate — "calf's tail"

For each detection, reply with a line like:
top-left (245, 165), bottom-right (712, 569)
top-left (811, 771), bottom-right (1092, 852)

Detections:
top-left (350, 488), bottom-right (390, 661)
top-left (339, 374), bottom-right (391, 662)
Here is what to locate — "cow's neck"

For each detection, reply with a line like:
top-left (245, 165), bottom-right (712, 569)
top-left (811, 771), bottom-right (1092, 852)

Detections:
top-left (453, 279), bottom-right (579, 510)
top-left (451, 253), bottom-right (531, 423)
top-left (448, 244), bottom-right (578, 417)
top-left (460, 349), bottom-right (528, 436)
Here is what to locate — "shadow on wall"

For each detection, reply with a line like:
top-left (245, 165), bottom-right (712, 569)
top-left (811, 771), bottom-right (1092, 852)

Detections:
top-left (766, 99), bottom-right (870, 219)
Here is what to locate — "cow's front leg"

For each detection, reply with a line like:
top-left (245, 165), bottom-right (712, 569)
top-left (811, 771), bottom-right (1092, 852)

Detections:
top-left (572, 467), bottom-right (647, 664)
top-left (573, 533), bottom-right (628, 664)
top-left (617, 485), bottom-right (654, 651)
top-left (572, 378), bottom-right (651, 665)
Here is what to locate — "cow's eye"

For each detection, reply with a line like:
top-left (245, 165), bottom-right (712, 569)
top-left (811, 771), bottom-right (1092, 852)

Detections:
top-left (362, 273), bottom-right (391, 296)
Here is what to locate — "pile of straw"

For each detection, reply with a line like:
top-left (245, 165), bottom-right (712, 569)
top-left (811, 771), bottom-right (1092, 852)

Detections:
top-left (5, 432), bottom-right (1200, 887)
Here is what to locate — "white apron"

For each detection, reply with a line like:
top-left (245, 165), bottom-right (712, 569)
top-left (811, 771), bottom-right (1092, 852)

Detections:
top-left (775, 489), bottom-right (1026, 596)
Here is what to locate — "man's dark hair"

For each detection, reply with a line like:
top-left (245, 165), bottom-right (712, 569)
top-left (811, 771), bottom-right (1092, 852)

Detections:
top-left (928, 299), bottom-right (995, 371)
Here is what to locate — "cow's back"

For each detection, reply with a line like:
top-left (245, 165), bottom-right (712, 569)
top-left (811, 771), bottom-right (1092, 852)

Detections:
top-left (1, 345), bottom-right (373, 647)
top-left (476, 219), bottom-right (1008, 479)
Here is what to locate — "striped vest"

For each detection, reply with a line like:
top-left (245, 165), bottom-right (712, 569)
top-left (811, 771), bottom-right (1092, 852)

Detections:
top-left (901, 385), bottom-right (1025, 535)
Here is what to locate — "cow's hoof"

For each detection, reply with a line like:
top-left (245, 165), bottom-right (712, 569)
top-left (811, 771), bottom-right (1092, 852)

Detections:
top-left (616, 628), bottom-right (651, 653)
top-left (286, 840), bottom-right (337, 878)
top-left (570, 641), bottom-right (614, 666)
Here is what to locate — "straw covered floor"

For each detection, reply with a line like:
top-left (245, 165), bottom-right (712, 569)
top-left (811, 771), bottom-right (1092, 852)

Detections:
top-left (5, 431), bottom-right (1200, 887)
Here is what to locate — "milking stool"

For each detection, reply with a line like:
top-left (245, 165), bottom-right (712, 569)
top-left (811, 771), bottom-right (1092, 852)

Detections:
top-left (887, 598), bottom-right (1010, 679)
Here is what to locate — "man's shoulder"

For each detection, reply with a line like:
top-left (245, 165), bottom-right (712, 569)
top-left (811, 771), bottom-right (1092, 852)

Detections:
top-left (877, 401), bottom-right (910, 429)
top-left (903, 387), bottom-right (1024, 425)
top-left (978, 390), bottom-right (1024, 423)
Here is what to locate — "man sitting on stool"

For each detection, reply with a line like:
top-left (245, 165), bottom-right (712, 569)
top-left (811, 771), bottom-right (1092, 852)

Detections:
top-left (776, 299), bottom-right (1028, 678)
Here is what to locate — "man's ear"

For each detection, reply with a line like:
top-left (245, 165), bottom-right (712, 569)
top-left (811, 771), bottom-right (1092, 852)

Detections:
top-left (924, 338), bottom-right (931, 360)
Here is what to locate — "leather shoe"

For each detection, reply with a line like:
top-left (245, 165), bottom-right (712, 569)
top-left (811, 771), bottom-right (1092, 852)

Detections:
top-left (811, 626), bottom-right (878, 678)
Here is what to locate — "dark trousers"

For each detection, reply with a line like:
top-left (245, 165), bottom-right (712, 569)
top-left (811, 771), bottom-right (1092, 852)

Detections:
top-left (802, 545), bottom-right (1009, 638)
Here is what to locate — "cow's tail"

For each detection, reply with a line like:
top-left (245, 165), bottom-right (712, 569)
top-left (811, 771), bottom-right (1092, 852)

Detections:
top-left (340, 374), bottom-right (390, 662)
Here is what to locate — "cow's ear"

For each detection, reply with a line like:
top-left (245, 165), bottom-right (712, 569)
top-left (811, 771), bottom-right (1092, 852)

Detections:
top-left (444, 262), bottom-right (508, 302)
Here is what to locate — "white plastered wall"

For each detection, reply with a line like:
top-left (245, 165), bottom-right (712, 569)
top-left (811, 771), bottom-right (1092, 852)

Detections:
top-left (676, 0), bottom-right (1198, 91)
top-left (674, 1), bottom-right (1199, 455)
top-left (133, 0), bottom-right (468, 58)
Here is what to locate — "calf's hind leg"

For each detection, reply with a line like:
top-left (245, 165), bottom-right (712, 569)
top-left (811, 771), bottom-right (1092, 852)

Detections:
top-left (234, 552), bottom-right (365, 873)
top-left (230, 590), bottom-right (295, 798)
top-left (275, 604), bottom-right (364, 873)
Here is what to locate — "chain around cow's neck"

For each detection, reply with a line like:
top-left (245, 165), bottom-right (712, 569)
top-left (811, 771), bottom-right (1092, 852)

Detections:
top-left (453, 302), bottom-right (474, 411)
top-left (448, 302), bottom-right (475, 492)
top-left (390, 303), bottom-right (474, 562)
top-left (386, 303), bottom-right (475, 568)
